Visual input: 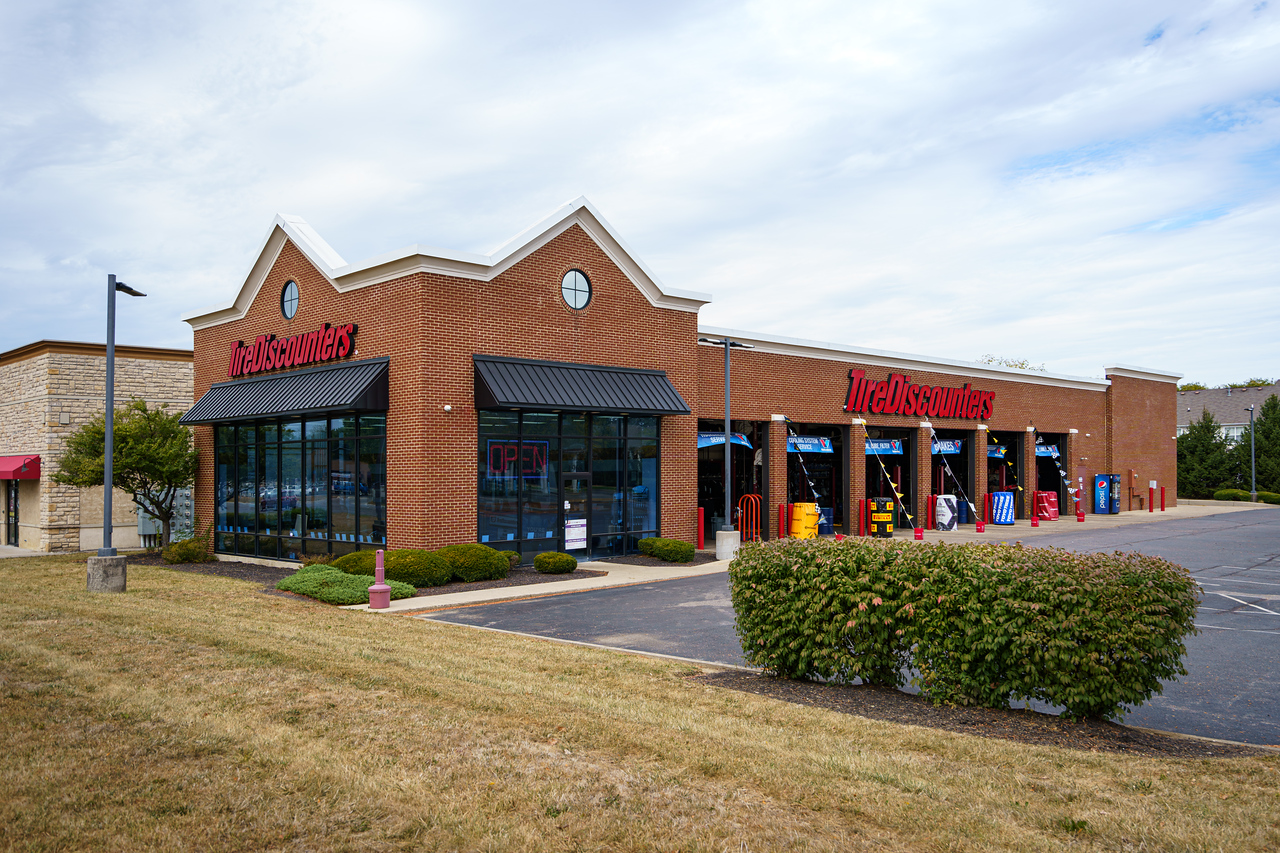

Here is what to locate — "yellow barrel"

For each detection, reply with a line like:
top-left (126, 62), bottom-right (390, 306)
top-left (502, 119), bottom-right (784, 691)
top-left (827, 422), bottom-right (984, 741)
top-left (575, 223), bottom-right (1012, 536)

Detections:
top-left (790, 502), bottom-right (820, 539)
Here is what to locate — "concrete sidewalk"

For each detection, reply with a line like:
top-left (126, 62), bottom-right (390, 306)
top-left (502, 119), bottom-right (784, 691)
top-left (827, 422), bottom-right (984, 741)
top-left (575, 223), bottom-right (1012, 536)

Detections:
top-left (345, 558), bottom-right (731, 614)
top-left (900, 499), bottom-right (1276, 545)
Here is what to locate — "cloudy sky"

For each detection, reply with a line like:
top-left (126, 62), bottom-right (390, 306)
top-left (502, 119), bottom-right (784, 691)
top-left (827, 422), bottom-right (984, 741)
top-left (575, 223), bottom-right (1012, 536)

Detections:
top-left (3, 0), bottom-right (1277, 385)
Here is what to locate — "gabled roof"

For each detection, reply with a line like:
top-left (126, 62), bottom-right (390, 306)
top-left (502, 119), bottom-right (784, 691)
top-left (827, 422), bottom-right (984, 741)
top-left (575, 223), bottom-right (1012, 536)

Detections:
top-left (1178, 383), bottom-right (1280, 428)
top-left (182, 198), bottom-right (712, 330)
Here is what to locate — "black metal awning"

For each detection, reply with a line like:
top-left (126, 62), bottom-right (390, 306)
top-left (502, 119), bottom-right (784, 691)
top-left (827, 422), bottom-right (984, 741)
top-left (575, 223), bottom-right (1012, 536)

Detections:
top-left (474, 355), bottom-right (690, 415)
top-left (180, 358), bottom-right (389, 424)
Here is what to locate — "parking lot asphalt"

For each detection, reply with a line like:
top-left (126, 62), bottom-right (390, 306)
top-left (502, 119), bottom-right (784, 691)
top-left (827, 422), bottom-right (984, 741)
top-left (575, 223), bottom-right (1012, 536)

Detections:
top-left (422, 507), bottom-right (1280, 746)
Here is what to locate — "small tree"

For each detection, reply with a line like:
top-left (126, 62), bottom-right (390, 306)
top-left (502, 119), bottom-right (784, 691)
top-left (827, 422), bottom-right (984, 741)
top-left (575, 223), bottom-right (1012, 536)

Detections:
top-left (1176, 410), bottom-right (1236, 498)
top-left (1230, 393), bottom-right (1280, 495)
top-left (977, 354), bottom-right (1046, 372)
top-left (55, 400), bottom-right (198, 546)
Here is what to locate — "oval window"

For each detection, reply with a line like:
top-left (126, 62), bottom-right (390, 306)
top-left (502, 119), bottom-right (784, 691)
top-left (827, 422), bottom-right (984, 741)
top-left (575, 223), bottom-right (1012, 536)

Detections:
top-left (280, 280), bottom-right (299, 319)
top-left (561, 269), bottom-right (591, 310)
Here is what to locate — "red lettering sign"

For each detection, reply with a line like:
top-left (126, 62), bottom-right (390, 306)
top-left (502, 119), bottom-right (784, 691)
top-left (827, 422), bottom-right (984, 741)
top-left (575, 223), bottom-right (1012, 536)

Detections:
top-left (226, 323), bottom-right (359, 377)
top-left (844, 370), bottom-right (995, 420)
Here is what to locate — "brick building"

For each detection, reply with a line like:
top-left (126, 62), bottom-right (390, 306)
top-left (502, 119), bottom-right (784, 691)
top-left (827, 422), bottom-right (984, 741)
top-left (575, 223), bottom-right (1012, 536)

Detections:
top-left (180, 198), bottom-right (1179, 565)
top-left (1, 340), bottom-right (193, 551)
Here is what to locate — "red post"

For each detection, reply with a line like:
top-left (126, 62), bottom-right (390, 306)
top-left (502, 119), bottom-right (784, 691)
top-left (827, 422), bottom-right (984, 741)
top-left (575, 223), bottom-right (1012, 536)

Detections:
top-left (697, 507), bottom-right (705, 550)
top-left (1161, 486), bottom-right (1166, 511)
top-left (1149, 486), bottom-right (1155, 513)
top-left (857, 499), bottom-right (865, 536)
top-left (778, 503), bottom-right (788, 539)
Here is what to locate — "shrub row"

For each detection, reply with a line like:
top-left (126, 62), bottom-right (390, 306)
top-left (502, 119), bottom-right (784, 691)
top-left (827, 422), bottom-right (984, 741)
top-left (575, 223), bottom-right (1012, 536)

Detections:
top-left (330, 543), bottom-right (514, 588)
top-left (728, 538), bottom-right (1199, 720)
top-left (332, 549), bottom-right (452, 588)
top-left (276, 565), bottom-right (416, 606)
top-left (637, 537), bottom-right (695, 563)
top-left (1213, 488), bottom-right (1280, 504)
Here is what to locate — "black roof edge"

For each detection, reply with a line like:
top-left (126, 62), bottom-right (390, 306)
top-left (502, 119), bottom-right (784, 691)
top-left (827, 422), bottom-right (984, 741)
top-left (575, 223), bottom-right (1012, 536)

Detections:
top-left (204, 356), bottom-right (390, 391)
top-left (472, 353), bottom-right (673, 377)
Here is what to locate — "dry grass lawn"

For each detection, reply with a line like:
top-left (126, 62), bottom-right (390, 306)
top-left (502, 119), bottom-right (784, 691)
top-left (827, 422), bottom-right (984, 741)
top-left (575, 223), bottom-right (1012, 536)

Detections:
top-left (1, 553), bottom-right (1277, 852)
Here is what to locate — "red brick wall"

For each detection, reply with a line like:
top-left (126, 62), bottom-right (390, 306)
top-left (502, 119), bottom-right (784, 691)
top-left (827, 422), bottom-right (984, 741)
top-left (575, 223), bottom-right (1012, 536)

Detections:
top-left (1106, 374), bottom-right (1179, 508)
top-left (191, 226), bottom-right (700, 552)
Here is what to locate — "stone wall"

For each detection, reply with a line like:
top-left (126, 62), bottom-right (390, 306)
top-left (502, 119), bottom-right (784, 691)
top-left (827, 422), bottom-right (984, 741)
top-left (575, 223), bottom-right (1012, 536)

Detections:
top-left (0, 342), bottom-right (193, 551)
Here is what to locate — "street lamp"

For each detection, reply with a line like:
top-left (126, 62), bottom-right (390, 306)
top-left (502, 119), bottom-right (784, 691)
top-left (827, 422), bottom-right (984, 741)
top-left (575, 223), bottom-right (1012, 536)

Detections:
top-left (1246, 405), bottom-right (1257, 503)
top-left (99, 273), bottom-right (146, 557)
top-left (698, 336), bottom-right (754, 557)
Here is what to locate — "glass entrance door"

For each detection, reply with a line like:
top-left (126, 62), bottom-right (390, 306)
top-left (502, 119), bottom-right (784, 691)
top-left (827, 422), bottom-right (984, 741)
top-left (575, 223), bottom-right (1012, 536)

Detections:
top-left (5, 480), bottom-right (18, 547)
top-left (562, 475), bottom-right (590, 560)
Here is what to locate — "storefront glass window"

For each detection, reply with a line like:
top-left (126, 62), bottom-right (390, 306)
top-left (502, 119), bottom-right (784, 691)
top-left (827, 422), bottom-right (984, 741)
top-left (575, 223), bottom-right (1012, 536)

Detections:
top-left (476, 412), bottom-right (660, 562)
top-left (214, 412), bottom-right (386, 561)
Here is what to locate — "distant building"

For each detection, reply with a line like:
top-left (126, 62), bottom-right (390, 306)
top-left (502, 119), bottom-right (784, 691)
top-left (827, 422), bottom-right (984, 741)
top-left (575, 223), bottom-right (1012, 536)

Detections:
top-left (1177, 383), bottom-right (1280, 444)
top-left (1, 340), bottom-right (193, 552)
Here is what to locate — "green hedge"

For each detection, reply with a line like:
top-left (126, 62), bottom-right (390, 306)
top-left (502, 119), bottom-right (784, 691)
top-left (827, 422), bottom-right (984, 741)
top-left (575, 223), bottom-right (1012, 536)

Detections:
top-left (1263, 492), bottom-right (1280, 505)
top-left (276, 568), bottom-right (416, 605)
top-left (534, 552), bottom-right (577, 574)
top-left (638, 537), bottom-right (694, 563)
top-left (437, 543), bottom-right (509, 582)
top-left (331, 549), bottom-right (450, 588)
top-left (162, 536), bottom-right (211, 564)
top-left (1213, 488), bottom-right (1280, 504)
top-left (728, 538), bottom-right (1199, 721)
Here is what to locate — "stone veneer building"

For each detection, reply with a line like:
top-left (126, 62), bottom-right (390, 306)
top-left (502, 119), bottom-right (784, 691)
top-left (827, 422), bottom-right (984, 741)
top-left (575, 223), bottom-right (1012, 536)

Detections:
top-left (0, 340), bottom-right (193, 552)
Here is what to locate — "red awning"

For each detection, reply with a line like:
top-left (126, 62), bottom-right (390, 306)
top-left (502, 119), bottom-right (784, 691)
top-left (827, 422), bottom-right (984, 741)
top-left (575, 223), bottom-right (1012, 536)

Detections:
top-left (0, 455), bottom-right (40, 479)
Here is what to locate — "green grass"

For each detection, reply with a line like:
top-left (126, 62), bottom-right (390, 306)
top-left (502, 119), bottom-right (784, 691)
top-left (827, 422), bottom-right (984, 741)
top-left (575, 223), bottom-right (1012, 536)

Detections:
top-left (0, 552), bottom-right (1276, 851)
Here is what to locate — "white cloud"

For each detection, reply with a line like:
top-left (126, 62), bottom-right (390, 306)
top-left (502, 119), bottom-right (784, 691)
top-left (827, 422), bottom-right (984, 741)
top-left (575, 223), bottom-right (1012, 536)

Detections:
top-left (1, 0), bottom-right (1277, 385)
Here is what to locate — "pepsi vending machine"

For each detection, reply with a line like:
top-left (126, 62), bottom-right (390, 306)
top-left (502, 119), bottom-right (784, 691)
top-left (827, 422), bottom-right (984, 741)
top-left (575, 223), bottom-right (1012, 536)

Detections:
top-left (1093, 474), bottom-right (1121, 514)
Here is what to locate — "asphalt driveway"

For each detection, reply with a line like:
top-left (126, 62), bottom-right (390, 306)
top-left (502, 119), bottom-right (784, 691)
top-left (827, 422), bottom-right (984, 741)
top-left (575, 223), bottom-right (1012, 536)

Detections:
top-left (424, 508), bottom-right (1280, 746)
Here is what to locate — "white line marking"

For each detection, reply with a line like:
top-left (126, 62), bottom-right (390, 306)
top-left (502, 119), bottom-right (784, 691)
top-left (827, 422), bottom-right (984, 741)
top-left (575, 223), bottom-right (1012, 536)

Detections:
top-left (1192, 577), bottom-right (1280, 589)
top-left (1195, 623), bottom-right (1280, 636)
top-left (1212, 593), bottom-right (1280, 615)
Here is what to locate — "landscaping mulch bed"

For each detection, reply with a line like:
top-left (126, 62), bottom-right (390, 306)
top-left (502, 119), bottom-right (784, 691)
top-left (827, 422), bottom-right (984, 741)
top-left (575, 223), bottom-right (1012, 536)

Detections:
top-left (589, 551), bottom-right (722, 568)
top-left (125, 553), bottom-right (606, 596)
top-left (691, 670), bottom-right (1274, 759)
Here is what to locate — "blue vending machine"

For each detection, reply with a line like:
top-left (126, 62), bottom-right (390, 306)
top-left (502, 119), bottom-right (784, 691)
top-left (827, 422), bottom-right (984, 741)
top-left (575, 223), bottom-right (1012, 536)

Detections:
top-left (1094, 474), bottom-right (1121, 514)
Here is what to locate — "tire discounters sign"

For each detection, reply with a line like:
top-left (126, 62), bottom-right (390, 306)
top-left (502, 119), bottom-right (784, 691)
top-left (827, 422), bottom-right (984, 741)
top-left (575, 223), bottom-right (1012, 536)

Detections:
top-left (844, 370), bottom-right (994, 420)
top-left (226, 323), bottom-right (357, 377)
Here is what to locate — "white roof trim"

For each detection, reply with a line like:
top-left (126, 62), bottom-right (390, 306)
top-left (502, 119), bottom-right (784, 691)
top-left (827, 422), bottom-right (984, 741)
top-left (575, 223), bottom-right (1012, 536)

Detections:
top-left (1104, 364), bottom-right (1183, 384)
top-left (183, 199), bottom-right (712, 330)
top-left (698, 326), bottom-right (1113, 392)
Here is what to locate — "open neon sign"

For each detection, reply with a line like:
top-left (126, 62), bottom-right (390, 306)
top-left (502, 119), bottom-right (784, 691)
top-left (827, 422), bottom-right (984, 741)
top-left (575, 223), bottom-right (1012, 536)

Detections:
top-left (486, 440), bottom-right (550, 479)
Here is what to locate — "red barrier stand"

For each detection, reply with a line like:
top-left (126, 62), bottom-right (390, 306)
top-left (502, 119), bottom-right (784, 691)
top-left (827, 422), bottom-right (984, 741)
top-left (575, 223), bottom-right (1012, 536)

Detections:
top-left (857, 499), bottom-right (865, 536)
top-left (1149, 486), bottom-right (1155, 513)
top-left (778, 504), bottom-right (789, 539)
top-left (736, 494), bottom-right (761, 542)
top-left (697, 507), bottom-right (704, 550)
top-left (913, 528), bottom-right (923, 540)
top-left (1161, 486), bottom-right (1166, 511)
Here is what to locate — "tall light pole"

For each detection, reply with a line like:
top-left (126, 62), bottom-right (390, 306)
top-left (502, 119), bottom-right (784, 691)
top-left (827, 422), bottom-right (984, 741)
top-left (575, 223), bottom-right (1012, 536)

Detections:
top-left (698, 336), bottom-right (754, 556)
top-left (99, 274), bottom-right (147, 557)
top-left (1246, 404), bottom-right (1257, 503)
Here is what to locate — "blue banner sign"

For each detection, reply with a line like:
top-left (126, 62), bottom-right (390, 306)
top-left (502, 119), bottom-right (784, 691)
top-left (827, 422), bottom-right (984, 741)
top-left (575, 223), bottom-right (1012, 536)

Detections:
top-left (1035, 445), bottom-right (1060, 458)
top-left (931, 439), bottom-right (962, 455)
top-left (697, 432), bottom-right (754, 449)
top-left (788, 435), bottom-right (835, 454)
top-left (865, 439), bottom-right (903, 455)
top-left (988, 445), bottom-right (1007, 458)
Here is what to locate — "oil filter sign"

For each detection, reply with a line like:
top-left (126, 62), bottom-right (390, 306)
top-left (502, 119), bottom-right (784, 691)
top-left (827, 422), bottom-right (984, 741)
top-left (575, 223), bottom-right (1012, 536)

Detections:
top-left (844, 370), bottom-right (995, 420)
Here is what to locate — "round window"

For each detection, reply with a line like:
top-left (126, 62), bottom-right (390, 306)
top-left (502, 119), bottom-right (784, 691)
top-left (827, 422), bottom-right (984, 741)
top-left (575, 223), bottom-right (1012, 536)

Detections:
top-left (561, 269), bottom-right (591, 310)
top-left (280, 280), bottom-right (299, 319)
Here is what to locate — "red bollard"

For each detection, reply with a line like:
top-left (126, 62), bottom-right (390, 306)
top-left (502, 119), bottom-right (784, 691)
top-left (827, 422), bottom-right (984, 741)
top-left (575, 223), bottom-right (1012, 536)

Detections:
top-left (1149, 486), bottom-right (1155, 513)
top-left (697, 507), bottom-right (704, 549)
top-left (368, 549), bottom-right (391, 609)
top-left (778, 503), bottom-right (788, 538)
top-left (858, 499), bottom-right (865, 536)
top-left (1161, 486), bottom-right (1166, 511)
